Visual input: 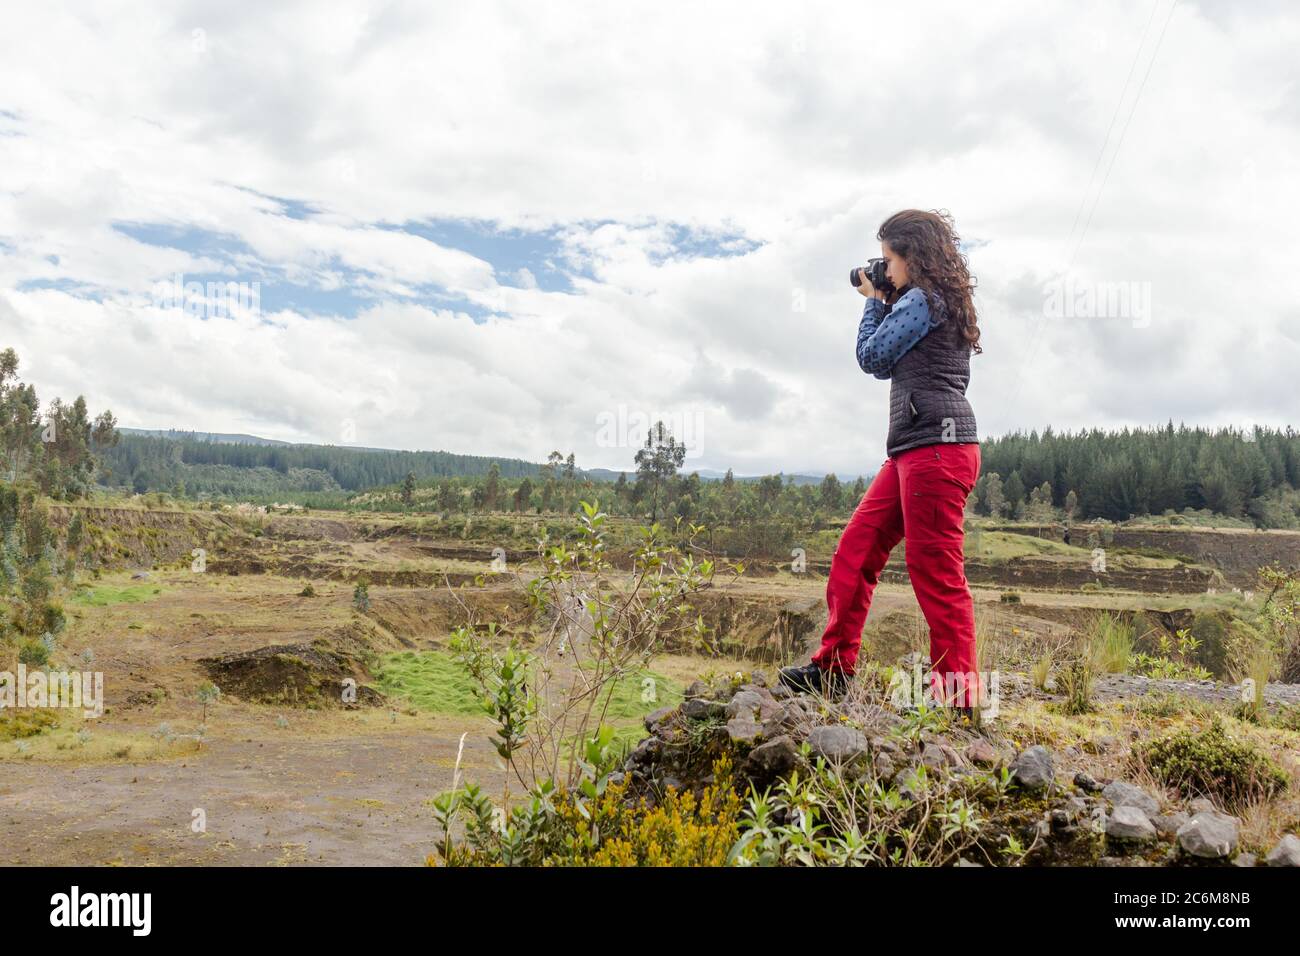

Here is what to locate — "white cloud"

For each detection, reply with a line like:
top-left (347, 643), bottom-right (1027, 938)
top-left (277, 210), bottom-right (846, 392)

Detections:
top-left (1, 0), bottom-right (1299, 478)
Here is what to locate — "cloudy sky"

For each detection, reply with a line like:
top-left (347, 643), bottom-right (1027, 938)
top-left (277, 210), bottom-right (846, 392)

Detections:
top-left (2, 0), bottom-right (1297, 479)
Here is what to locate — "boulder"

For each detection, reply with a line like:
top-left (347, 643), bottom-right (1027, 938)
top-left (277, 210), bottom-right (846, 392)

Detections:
top-left (873, 751), bottom-right (897, 781)
top-left (1177, 811), bottom-right (1240, 859)
top-left (643, 706), bottom-right (676, 735)
top-left (761, 699), bottom-right (808, 738)
top-left (1151, 811), bottom-right (1190, 837)
top-left (1073, 771), bottom-right (1103, 793)
top-left (680, 697), bottom-right (726, 720)
top-left (743, 735), bottom-right (799, 781)
top-left (1265, 834), bottom-right (1300, 867)
top-left (895, 767), bottom-right (925, 802)
top-left (1009, 745), bottom-right (1054, 791)
top-left (627, 736), bottom-right (662, 767)
top-left (966, 739), bottom-right (1000, 768)
top-left (1106, 805), bottom-right (1157, 842)
top-left (1102, 780), bottom-right (1159, 817)
top-left (725, 690), bottom-right (767, 720)
top-left (920, 741), bottom-right (962, 770)
top-left (725, 717), bottom-right (763, 745)
top-left (807, 725), bottom-right (869, 764)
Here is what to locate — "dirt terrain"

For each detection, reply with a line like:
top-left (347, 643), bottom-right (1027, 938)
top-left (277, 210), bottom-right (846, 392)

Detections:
top-left (3, 506), bottom-right (1296, 865)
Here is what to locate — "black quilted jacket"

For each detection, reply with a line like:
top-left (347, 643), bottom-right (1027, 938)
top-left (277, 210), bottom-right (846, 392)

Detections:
top-left (883, 289), bottom-right (979, 457)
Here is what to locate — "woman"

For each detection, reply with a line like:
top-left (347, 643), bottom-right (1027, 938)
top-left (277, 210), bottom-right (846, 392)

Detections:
top-left (780, 209), bottom-right (983, 720)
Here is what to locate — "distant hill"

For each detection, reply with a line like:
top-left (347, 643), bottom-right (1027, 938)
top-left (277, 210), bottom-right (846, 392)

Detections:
top-left (116, 434), bottom-right (837, 494)
top-left (121, 428), bottom-right (294, 447)
top-left (123, 428), bottom-right (400, 454)
top-left (100, 430), bottom-right (547, 497)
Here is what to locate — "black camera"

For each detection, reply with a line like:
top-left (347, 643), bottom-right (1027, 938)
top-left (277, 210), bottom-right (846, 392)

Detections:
top-left (849, 257), bottom-right (894, 294)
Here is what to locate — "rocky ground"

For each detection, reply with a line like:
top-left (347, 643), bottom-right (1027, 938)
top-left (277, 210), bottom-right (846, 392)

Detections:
top-left (617, 671), bottom-right (1300, 866)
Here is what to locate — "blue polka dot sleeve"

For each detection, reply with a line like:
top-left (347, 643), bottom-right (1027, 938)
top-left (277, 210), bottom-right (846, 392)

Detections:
top-left (855, 287), bottom-right (936, 378)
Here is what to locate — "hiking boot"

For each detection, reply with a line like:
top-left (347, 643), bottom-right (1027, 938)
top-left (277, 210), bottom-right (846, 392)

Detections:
top-left (779, 662), bottom-right (850, 699)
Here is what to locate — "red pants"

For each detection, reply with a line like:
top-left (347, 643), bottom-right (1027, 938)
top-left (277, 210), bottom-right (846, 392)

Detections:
top-left (811, 442), bottom-right (982, 707)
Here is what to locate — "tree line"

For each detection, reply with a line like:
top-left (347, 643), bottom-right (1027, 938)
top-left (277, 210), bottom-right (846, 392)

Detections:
top-left (96, 431), bottom-right (546, 494)
top-left (975, 422), bottom-right (1300, 527)
top-left (1, 348), bottom-right (117, 659)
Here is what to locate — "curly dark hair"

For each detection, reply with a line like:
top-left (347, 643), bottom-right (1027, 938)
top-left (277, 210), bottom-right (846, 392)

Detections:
top-left (877, 209), bottom-right (981, 354)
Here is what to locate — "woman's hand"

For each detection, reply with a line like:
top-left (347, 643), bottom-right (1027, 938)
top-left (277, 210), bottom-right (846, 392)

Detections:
top-left (856, 269), bottom-right (885, 300)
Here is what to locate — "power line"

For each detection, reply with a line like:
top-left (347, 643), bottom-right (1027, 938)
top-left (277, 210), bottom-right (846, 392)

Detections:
top-left (1006, 0), bottom-right (1180, 411)
top-left (1062, 0), bottom-right (1161, 263)
top-left (1072, 0), bottom-right (1181, 264)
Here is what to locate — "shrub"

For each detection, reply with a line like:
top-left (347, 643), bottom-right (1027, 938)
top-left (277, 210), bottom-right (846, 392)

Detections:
top-left (430, 746), bottom-right (741, 867)
top-left (1055, 622), bottom-right (1119, 715)
top-left (558, 754), bottom-right (742, 866)
top-left (352, 580), bottom-right (370, 612)
top-left (448, 500), bottom-right (727, 798)
top-left (0, 708), bottom-right (60, 741)
top-left (17, 639), bottom-right (49, 667)
top-left (727, 747), bottom-right (1027, 867)
top-left (1089, 611), bottom-right (1132, 674)
top-left (1058, 656), bottom-right (1095, 715)
top-left (1130, 623), bottom-right (1211, 681)
top-left (1031, 650), bottom-right (1053, 692)
top-left (1269, 704), bottom-right (1300, 733)
top-left (1127, 691), bottom-right (1212, 720)
top-left (1134, 715), bottom-right (1289, 810)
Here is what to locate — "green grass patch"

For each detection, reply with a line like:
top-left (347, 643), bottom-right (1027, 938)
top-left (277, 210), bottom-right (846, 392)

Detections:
top-left (576, 660), bottom-right (685, 722)
top-left (374, 651), bottom-right (684, 725)
top-left (965, 530), bottom-right (1086, 561)
top-left (373, 650), bottom-right (485, 716)
top-left (70, 585), bottom-right (162, 607)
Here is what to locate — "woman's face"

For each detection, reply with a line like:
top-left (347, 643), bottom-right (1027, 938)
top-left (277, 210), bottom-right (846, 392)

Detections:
top-left (882, 241), bottom-right (910, 289)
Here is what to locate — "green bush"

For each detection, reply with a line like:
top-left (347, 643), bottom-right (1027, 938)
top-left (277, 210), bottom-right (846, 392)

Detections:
top-left (1268, 704), bottom-right (1300, 733)
top-left (430, 752), bottom-right (743, 867)
top-left (0, 708), bottom-right (60, 741)
top-left (17, 639), bottom-right (49, 666)
top-left (1134, 715), bottom-right (1288, 809)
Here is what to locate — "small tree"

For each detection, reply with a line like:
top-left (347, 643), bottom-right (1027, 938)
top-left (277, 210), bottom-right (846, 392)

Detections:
top-left (1003, 472), bottom-right (1026, 521)
top-left (983, 472), bottom-right (1007, 519)
top-left (353, 579), bottom-right (371, 613)
top-left (819, 473), bottom-right (842, 512)
top-left (448, 499), bottom-right (738, 806)
top-left (483, 462), bottom-right (501, 511)
top-left (401, 471), bottom-right (416, 506)
top-left (633, 422), bottom-right (686, 523)
top-left (196, 681), bottom-right (221, 722)
top-left (512, 477), bottom-right (533, 513)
